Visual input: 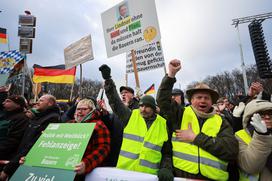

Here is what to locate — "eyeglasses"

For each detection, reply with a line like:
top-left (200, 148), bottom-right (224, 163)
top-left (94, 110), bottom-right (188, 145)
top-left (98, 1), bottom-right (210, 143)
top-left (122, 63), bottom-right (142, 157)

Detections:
top-left (76, 107), bottom-right (90, 111)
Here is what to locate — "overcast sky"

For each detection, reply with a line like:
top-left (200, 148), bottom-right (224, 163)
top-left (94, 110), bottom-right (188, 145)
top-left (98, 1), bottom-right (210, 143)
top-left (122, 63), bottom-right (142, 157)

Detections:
top-left (0, 0), bottom-right (272, 93)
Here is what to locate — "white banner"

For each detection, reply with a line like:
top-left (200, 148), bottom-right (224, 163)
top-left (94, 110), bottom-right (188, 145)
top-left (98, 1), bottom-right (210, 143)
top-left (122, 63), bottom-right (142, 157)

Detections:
top-left (126, 41), bottom-right (165, 73)
top-left (64, 35), bottom-right (94, 69)
top-left (86, 167), bottom-right (191, 181)
top-left (101, 0), bottom-right (161, 58)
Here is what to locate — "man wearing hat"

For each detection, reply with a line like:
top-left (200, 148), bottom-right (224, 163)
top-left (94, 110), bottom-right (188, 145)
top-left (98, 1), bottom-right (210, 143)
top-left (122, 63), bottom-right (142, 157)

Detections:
top-left (0, 95), bottom-right (29, 162)
top-left (120, 86), bottom-right (139, 110)
top-left (99, 65), bottom-right (172, 180)
top-left (157, 59), bottom-right (238, 180)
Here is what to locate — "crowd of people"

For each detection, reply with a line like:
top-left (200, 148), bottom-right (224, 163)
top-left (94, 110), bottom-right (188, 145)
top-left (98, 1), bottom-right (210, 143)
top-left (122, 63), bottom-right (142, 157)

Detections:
top-left (0, 59), bottom-right (272, 181)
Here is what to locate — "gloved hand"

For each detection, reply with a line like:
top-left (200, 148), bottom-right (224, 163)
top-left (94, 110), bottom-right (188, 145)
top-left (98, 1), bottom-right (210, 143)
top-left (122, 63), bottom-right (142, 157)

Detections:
top-left (233, 102), bottom-right (245, 117)
top-left (250, 113), bottom-right (267, 133)
top-left (157, 168), bottom-right (174, 181)
top-left (99, 64), bottom-right (111, 80)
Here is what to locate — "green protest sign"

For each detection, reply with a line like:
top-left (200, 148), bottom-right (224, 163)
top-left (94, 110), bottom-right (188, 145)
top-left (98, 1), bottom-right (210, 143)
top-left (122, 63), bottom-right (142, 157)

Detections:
top-left (10, 165), bottom-right (75, 181)
top-left (24, 123), bottom-right (95, 170)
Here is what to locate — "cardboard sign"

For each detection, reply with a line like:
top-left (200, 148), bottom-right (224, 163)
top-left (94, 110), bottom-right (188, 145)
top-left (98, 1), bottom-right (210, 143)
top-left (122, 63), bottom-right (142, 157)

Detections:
top-left (126, 41), bottom-right (165, 73)
top-left (101, 0), bottom-right (161, 57)
top-left (64, 35), bottom-right (94, 69)
top-left (10, 165), bottom-right (75, 181)
top-left (24, 123), bottom-right (95, 170)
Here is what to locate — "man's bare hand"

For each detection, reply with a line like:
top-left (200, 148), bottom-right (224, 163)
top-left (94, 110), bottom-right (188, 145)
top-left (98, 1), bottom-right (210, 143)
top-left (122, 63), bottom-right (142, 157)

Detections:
top-left (175, 123), bottom-right (196, 143)
top-left (0, 171), bottom-right (8, 181)
top-left (168, 59), bottom-right (181, 78)
top-left (74, 161), bottom-right (86, 175)
top-left (0, 84), bottom-right (11, 93)
top-left (248, 82), bottom-right (263, 97)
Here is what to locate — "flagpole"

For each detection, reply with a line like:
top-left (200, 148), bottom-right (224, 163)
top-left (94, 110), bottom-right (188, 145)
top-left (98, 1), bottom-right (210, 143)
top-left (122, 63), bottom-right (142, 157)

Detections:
top-left (7, 34), bottom-right (10, 51)
top-left (34, 83), bottom-right (38, 102)
top-left (21, 53), bottom-right (27, 96)
top-left (125, 73), bottom-right (128, 87)
top-left (79, 64), bottom-right (83, 98)
top-left (25, 62), bottom-right (33, 87)
top-left (163, 63), bottom-right (167, 75)
top-left (70, 83), bottom-right (74, 101)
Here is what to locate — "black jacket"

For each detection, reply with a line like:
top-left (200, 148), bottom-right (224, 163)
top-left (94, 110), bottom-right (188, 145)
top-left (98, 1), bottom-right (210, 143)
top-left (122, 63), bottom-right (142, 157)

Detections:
top-left (104, 78), bottom-right (172, 171)
top-left (0, 108), bottom-right (29, 160)
top-left (3, 105), bottom-right (60, 176)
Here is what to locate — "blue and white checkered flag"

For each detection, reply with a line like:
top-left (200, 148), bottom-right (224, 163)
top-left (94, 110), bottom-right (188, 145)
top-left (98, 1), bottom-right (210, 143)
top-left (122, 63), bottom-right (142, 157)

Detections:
top-left (0, 50), bottom-right (24, 74)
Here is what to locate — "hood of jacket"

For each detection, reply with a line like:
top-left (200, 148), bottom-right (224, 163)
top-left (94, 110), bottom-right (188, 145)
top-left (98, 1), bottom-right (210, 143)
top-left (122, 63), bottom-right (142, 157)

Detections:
top-left (242, 99), bottom-right (272, 128)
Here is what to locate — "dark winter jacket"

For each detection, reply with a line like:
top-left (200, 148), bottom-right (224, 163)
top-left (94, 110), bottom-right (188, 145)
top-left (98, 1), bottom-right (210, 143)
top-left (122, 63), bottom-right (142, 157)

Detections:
top-left (104, 78), bottom-right (172, 170)
top-left (0, 92), bottom-right (9, 141)
top-left (128, 97), bottom-right (139, 110)
top-left (101, 113), bottom-right (123, 167)
top-left (3, 105), bottom-right (60, 177)
top-left (0, 108), bottom-right (29, 160)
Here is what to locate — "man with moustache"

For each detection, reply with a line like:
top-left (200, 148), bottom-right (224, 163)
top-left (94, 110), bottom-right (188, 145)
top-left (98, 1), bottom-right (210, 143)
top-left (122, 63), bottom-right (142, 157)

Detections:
top-left (99, 64), bottom-right (172, 180)
top-left (119, 86), bottom-right (139, 110)
top-left (157, 59), bottom-right (238, 181)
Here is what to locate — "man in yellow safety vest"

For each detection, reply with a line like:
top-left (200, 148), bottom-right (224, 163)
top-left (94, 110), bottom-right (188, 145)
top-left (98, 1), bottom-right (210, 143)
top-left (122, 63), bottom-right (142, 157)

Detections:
top-left (157, 59), bottom-right (238, 180)
top-left (99, 64), bottom-right (173, 181)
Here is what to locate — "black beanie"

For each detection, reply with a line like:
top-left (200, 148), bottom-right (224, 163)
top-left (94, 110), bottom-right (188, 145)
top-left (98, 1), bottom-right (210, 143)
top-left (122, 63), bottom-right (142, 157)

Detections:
top-left (7, 95), bottom-right (27, 108)
top-left (139, 95), bottom-right (156, 110)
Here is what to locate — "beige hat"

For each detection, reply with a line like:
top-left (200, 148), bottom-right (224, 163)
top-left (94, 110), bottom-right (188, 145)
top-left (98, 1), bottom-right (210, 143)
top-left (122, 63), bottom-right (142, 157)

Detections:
top-left (242, 99), bottom-right (272, 128)
top-left (186, 83), bottom-right (219, 104)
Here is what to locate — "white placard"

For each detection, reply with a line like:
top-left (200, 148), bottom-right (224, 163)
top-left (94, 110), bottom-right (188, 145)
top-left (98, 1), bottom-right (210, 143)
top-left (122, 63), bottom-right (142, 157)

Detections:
top-left (64, 35), bottom-right (94, 69)
top-left (85, 167), bottom-right (191, 181)
top-left (126, 41), bottom-right (165, 73)
top-left (101, 0), bottom-right (161, 58)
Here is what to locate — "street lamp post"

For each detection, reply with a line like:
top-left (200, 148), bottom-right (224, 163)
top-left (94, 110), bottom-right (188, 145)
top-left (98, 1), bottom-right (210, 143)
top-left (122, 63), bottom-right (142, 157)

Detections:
top-left (18, 11), bottom-right (36, 96)
top-left (232, 12), bottom-right (272, 94)
top-left (234, 23), bottom-right (248, 94)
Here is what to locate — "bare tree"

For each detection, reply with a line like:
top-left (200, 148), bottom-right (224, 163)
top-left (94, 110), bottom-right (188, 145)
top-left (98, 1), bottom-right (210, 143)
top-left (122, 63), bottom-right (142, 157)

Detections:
top-left (187, 65), bottom-right (272, 100)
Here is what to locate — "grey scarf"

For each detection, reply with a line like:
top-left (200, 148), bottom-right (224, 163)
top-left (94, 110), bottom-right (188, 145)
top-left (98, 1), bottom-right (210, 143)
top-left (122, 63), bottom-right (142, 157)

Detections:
top-left (191, 105), bottom-right (216, 119)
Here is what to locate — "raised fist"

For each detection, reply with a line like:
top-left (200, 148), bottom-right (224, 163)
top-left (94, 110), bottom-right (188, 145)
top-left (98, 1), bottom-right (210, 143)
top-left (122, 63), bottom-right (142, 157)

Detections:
top-left (99, 64), bottom-right (111, 80)
top-left (168, 59), bottom-right (181, 78)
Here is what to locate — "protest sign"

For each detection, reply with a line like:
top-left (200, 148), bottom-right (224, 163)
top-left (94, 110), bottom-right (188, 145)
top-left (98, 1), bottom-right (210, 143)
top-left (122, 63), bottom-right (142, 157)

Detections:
top-left (10, 165), bottom-right (75, 181)
top-left (64, 35), bottom-right (94, 69)
top-left (126, 41), bottom-right (164, 73)
top-left (85, 167), bottom-right (189, 181)
top-left (101, 0), bottom-right (161, 57)
top-left (24, 123), bottom-right (95, 170)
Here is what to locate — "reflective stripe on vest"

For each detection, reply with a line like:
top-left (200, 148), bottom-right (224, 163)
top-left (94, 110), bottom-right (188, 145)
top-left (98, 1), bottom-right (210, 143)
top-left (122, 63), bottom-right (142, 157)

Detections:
top-left (123, 133), bottom-right (144, 142)
top-left (172, 106), bottom-right (229, 181)
top-left (117, 109), bottom-right (168, 175)
top-left (235, 129), bottom-right (259, 181)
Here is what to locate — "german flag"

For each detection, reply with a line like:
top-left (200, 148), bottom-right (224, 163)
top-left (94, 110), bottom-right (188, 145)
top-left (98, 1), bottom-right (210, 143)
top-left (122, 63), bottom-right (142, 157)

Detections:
top-left (33, 64), bottom-right (76, 84)
top-left (144, 83), bottom-right (155, 95)
top-left (0, 28), bottom-right (7, 44)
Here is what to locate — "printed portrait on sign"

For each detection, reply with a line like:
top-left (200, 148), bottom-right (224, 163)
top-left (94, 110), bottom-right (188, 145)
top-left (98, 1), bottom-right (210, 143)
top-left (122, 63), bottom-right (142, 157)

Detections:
top-left (116, 2), bottom-right (130, 21)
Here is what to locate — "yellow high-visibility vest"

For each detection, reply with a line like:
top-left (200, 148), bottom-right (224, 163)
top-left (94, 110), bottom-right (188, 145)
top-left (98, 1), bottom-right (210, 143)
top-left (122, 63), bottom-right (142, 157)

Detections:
top-left (117, 109), bottom-right (168, 174)
top-left (172, 106), bottom-right (229, 181)
top-left (235, 129), bottom-right (259, 181)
